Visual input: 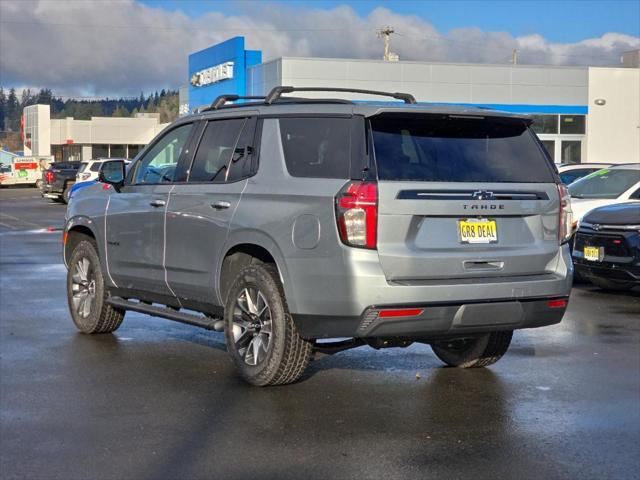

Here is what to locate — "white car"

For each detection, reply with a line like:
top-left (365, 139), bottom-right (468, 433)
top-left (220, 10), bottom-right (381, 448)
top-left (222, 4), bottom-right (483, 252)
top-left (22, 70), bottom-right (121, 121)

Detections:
top-left (556, 163), bottom-right (613, 185)
top-left (76, 158), bottom-right (129, 183)
top-left (569, 163), bottom-right (640, 228)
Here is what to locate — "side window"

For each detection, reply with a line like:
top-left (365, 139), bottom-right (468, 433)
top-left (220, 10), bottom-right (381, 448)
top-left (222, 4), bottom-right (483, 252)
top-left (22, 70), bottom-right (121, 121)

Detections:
top-left (134, 123), bottom-right (192, 184)
top-left (188, 118), bottom-right (247, 183)
top-left (279, 117), bottom-right (351, 179)
top-left (630, 187), bottom-right (640, 200)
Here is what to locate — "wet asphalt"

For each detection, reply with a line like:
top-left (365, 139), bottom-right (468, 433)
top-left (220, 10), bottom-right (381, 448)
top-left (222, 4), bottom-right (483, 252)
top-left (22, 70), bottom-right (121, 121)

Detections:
top-left (1, 187), bottom-right (639, 480)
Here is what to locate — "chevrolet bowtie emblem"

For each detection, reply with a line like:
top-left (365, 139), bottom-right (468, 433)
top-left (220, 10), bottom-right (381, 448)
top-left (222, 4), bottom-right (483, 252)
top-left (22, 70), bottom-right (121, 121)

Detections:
top-left (471, 190), bottom-right (494, 200)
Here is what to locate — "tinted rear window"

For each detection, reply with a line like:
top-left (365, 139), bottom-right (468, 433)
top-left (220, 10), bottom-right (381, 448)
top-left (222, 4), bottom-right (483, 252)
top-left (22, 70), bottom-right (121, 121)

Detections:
top-left (279, 117), bottom-right (351, 179)
top-left (370, 114), bottom-right (555, 183)
top-left (78, 162), bottom-right (88, 173)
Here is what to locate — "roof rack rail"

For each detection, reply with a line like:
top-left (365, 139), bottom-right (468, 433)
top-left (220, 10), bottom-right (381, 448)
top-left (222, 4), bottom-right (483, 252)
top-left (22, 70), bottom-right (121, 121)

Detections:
top-left (205, 94), bottom-right (266, 111)
top-left (265, 86), bottom-right (416, 105)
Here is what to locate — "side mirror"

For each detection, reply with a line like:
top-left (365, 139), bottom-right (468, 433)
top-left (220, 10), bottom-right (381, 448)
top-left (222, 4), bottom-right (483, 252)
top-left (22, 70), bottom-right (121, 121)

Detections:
top-left (98, 160), bottom-right (125, 190)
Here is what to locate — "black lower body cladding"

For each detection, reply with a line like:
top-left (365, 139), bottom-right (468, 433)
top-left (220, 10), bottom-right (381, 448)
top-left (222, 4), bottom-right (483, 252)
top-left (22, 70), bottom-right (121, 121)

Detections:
top-left (292, 296), bottom-right (569, 339)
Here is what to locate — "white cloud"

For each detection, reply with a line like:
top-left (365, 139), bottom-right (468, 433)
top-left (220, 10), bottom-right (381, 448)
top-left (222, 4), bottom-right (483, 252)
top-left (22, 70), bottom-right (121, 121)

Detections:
top-left (0, 1), bottom-right (638, 96)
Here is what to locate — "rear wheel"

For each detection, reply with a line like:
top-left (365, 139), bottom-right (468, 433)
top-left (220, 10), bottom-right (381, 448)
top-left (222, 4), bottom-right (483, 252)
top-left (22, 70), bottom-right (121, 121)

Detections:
top-left (62, 184), bottom-right (72, 204)
top-left (589, 277), bottom-right (635, 292)
top-left (224, 264), bottom-right (313, 386)
top-left (431, 331), bottom-right (513, 368)
top-left (66, 238), bottom-right (124, 333)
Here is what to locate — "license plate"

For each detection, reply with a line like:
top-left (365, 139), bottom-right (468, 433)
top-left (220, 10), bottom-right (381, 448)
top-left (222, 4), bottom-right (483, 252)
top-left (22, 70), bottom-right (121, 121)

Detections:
top-left (458, 219), bottom-right (498, 244)
top-left (584, 246), bottom-right (602, 262)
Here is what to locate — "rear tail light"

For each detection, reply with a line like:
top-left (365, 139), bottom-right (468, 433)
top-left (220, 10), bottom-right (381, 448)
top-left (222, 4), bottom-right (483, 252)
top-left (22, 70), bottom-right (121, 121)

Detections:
top-left (557, 184), bottom-right (573, 244)
top-left (335, 181), bottom-right (378, 249)
top-left (45, 170), bottom-right (55, 183)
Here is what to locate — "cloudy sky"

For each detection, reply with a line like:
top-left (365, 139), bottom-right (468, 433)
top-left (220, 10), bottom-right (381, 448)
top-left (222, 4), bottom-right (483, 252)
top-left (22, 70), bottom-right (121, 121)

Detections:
top-left (1, 0), bottom-right (638, 98)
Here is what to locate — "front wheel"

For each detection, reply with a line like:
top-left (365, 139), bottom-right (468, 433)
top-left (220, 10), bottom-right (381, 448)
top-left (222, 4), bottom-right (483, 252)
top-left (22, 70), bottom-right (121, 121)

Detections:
top-left (67, 238), bottom-right (124, 333)
top-left (431, 331), bottom-right (513, 368)
top-left (224, 264), bottom-right (313, 386)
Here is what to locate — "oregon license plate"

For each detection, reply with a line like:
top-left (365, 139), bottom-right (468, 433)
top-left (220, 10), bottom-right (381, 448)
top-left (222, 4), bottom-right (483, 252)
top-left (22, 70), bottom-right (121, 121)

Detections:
top-left (584, 246), bottom-right (602, 262)
top-left (458, 219), bottom-right (498, 243)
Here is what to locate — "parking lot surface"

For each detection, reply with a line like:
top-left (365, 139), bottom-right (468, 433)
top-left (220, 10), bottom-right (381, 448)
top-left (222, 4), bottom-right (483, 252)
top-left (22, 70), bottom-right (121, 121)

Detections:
top-left (1, 187), bottom-right (639, 480)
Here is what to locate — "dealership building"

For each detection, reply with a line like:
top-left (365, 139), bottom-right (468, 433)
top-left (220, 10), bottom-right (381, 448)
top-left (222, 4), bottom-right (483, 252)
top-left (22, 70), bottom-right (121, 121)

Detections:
top-left (182, 37), bottom-right (640, 164)
top-left (24, 36), bottom-right (639, 164)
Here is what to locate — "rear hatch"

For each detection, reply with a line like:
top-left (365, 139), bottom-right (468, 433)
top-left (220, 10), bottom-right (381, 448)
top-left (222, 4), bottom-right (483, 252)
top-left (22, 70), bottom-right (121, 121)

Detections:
top-left (370, 112), bottom-right (561, 282)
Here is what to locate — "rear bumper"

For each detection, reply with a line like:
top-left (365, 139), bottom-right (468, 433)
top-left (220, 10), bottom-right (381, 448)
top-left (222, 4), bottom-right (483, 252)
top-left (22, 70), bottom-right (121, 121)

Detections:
top-left (293, 295), bottom-right (568, 339)
top-left (287, 245), bottom-right (573, 338)
top-left (41, 184), bottom-right (62, 197)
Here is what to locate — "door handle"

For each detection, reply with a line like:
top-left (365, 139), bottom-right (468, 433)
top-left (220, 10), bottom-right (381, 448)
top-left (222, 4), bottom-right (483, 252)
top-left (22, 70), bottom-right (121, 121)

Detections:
top-left (211, 201), bottom-right (231, 210)
top-left (149, 199), bottom-right (166, 208)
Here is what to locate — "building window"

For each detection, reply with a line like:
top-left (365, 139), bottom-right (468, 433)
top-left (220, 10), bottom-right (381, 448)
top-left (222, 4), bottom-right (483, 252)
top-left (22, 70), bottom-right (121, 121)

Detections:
top-left (541, 140), bottom-right (555, 162)
top-left (561, 140), bottom-right (582, 164)
top-left (110, 144), bottom-right (126, 158)
top-left (560, 115), bottom-right (585, 134)
top-left (51, 145), bottom-right (63, 162)
top-left (531, 115), bottom-right (558, 134)
top-left (92, 145), bottom-right (109, 159)
top-left (127, 145), bottom-right (143, 159)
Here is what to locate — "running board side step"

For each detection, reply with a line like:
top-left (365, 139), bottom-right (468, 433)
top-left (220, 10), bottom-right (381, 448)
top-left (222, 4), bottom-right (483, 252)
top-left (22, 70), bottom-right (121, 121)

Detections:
top-left (106, 296), bottom-right (224, 332)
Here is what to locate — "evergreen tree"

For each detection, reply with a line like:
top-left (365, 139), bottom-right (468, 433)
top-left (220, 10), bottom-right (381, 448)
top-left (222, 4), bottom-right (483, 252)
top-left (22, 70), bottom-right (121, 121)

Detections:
top-left (112, 105), bottom-right (130, 117)
top-left (0, 87), bottom-right (6, 131)
top-left (6, 88), bottom-right (19, 131)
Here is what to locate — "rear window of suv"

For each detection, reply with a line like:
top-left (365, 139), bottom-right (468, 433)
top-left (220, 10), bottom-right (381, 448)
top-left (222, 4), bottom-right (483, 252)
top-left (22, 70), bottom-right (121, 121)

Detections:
top-left (279, 117), bottom-right (351, 179)
top-left (370, 113), bottom-right (555, 183)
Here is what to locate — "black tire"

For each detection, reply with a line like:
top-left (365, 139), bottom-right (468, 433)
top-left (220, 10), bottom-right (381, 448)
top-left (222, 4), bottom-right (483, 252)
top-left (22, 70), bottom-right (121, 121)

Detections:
top-left (431, 331), bottom-right (513, 368)
top-left (224, 264), bottom-right (313, 386)
top-left (66, 238), bottom-right (124, 334)
top-left (589, 276), bottom-right (635, 292)
top-left (62, 184), bottom-right (72, 204)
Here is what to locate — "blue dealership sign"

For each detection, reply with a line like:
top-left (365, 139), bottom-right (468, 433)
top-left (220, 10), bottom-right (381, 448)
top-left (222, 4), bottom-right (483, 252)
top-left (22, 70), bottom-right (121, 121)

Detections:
top-left (188, 37), bottom-right (262, 112)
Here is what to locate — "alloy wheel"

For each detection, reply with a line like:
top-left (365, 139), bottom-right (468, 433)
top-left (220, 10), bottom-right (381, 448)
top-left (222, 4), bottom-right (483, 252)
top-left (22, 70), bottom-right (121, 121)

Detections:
top-left (232, 287), bottom-right (273, 366)
top-left (71, 257), bottom-right (96, 319)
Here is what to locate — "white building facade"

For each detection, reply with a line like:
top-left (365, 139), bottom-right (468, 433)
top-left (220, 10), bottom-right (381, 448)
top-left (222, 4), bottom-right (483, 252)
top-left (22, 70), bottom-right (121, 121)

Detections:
top-left (244, 58), bottom-right (639, 164)
top-left (23, 104), bottom-right (168, 162)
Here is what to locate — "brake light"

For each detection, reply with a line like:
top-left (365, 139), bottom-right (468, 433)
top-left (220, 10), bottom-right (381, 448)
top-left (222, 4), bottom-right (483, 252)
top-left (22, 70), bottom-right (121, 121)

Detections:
top-left (557, 184), bottom-right (573, 244)
top-left (45, 170), bottom-right (55, 183)
top-left (335, 181), bottom-right (378, 249)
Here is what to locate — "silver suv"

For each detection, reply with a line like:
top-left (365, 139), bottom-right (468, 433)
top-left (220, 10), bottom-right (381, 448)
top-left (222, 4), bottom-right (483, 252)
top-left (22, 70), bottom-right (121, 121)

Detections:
top-left (64, 86), bottom-right (573, 386)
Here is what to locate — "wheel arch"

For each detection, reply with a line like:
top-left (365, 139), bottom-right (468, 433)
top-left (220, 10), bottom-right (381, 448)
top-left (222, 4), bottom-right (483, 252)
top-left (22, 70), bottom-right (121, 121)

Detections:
top-left (218, 232), bottom-right (295, 312)
top-left (64, 217), bottom-right (99, 267)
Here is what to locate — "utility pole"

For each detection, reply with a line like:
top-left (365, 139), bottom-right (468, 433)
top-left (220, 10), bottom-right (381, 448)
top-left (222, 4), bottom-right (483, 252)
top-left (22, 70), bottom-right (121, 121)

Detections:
top-left (377, 26), bottom-right (397, 61)
top-left (512, 49), bottom-right (518, 65)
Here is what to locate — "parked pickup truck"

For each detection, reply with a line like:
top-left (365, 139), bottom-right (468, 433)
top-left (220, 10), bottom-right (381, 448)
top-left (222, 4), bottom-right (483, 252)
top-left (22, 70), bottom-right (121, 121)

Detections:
top-left (41, 161), bottom-right (81, 203)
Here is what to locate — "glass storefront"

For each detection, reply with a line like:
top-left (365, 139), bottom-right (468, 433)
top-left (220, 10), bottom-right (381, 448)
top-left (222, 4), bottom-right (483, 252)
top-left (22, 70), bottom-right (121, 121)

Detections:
top-left (92, 145), bottom-right (109, 158)
top-left (533, 114), bottom-right (585, 163)
top-left (561, 141), bottom-right (582, 164)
